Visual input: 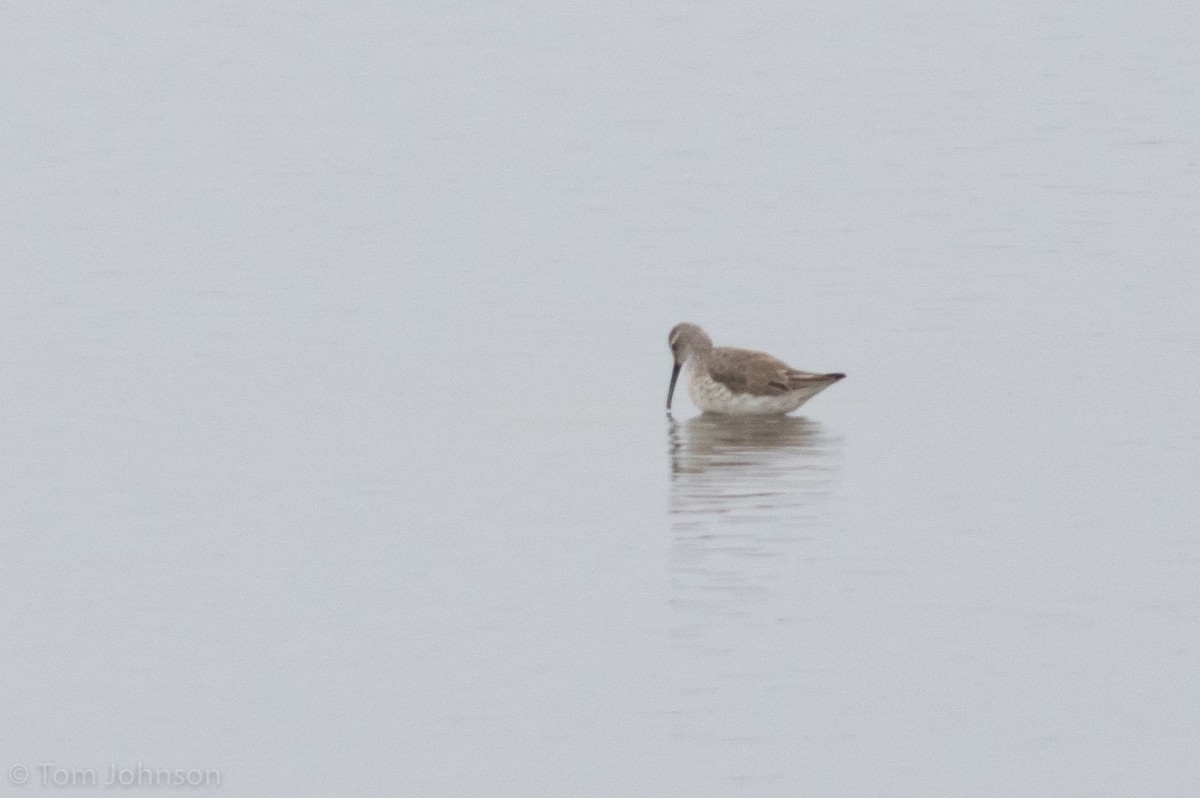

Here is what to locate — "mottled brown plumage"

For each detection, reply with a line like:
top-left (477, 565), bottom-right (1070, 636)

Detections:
top-left (707, 347), bottom-right (844, 397)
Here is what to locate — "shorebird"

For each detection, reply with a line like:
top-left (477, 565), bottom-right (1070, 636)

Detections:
top-left (667, 322), bottom-right (845, 415)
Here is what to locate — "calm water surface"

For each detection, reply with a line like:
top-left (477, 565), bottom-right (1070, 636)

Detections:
top-left (3, 2), bottom-right (1199, 796)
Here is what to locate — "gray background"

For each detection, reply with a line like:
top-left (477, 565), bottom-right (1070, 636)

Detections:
top-left (3, 2), bottom-right (1199, 796)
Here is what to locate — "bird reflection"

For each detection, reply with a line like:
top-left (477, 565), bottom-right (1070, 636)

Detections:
top-left (668, 413), bottom-right (834, 479)
top-left (667, 413), bottom-right (842, 746)
top-left (667, 412), bottom-right (841, 564)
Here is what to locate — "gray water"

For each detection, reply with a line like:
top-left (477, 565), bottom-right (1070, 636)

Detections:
top-left (3, 3), bottom-right (1200, 796)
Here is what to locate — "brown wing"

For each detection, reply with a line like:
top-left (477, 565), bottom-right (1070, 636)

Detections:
top-left (709, 347), bottom-right (844, 397)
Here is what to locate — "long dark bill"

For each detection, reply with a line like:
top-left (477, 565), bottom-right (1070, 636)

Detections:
top-left (666, 362), bottom-right (682, 410)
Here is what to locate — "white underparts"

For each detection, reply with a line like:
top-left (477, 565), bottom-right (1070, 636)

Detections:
top-left (687, 363), bottom-right (831, 415)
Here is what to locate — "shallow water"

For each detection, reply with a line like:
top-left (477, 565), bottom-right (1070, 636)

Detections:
top-left (3, 2), bottom-right (1200, 796)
